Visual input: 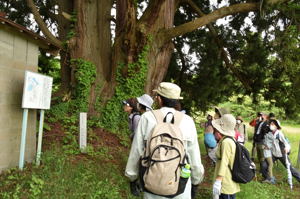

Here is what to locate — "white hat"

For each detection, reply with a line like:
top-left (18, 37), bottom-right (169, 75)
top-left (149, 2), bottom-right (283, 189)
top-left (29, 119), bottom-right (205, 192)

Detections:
top-left (212, 114), bottom-right (236, 137)
top-left (137, 94), bottom-right (153, 110)
top-left (153, 82), bottom-right (183, 100)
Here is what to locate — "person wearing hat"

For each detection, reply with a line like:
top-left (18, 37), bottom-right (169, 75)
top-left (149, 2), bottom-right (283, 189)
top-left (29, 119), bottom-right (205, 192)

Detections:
top-left (252, 112), bottom-right (272, 180)
top-left (137, 94), bottom-right (154, 114)
top-left (212, 114), bottom-right (240, 199)
top-left (214, 107), bottom-right (230, 119)
top-left (204, 111), bottom-right (217, 164)
top-left (235, 116), bottom-right (247, 144)
top-left (122, 98), bottom-right (141, 140)
top-left (125, 82), bottom-right (204, 199)
top-left (263, 119), bottom-right (300, 184)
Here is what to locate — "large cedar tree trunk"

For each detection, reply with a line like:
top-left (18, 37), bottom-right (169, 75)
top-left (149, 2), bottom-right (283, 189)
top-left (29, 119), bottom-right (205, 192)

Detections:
top-left (69, 0), bottom-right (112, 114)
top-left (113, 0), bottom-right (180, 96)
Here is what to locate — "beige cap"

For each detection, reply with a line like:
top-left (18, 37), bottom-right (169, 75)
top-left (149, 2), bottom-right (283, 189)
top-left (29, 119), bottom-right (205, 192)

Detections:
top-left (212, 114), bottom-right (236, 137)
top-left (153, 82), bottom-right (183, 100)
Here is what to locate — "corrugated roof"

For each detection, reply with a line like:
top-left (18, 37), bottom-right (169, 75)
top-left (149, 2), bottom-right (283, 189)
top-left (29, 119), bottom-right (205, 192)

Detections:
top-left (0, 15), bottom-right (60, 51)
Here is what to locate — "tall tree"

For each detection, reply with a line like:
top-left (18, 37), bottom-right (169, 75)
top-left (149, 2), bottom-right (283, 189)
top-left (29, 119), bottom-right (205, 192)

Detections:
top-left (1, 0), bottom-right (298, 115)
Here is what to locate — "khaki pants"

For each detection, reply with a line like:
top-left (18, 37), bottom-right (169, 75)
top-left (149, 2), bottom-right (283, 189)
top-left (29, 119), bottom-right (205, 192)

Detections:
top-left (256, 143), bottom-right (265, 162)
top-left (265, 157), bottom-right (273, 177)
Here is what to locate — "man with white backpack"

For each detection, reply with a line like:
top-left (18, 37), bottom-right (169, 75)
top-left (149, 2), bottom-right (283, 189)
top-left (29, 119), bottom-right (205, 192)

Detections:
top-left (125, 82), bottom-right (204, 199)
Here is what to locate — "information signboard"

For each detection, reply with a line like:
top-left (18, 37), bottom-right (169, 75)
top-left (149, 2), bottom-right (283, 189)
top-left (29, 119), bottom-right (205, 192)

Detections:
top-left (22, 71), bottom-right (53, 110)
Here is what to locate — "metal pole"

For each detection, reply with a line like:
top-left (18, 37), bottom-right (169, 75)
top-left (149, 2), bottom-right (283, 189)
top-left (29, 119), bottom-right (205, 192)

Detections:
top-left (19, 108), bottom-right (28, 170)
top-left (36, 109), bottom-right (45, 166)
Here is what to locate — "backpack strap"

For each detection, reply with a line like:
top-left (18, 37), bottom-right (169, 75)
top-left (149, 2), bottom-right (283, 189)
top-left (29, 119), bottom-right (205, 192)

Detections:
top-left (173, 111), bottom-right (184, 127)
top-left (152, 110), bottom-right (165, 124)
top-left (131, 113), bottom-right (140, 126)
top-left (152, 110), bottom-right (184, 126)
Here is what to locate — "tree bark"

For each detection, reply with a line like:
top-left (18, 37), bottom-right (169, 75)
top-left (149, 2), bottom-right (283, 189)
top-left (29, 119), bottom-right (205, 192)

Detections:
top-left (141, 0), bottom-right (180, 93)
top-left (71, 0), bottom-right (113, 114)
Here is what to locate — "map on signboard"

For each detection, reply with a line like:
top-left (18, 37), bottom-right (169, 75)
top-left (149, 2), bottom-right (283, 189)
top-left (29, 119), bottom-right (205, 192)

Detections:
top-left (22, 71), bottom-right (53, 110)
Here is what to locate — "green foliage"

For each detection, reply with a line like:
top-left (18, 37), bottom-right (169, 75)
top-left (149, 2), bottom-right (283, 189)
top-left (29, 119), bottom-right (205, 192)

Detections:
top-left (45, 59), bottom-right (96, 154)
top-left (0, 146), bottom-right (124, 199)
top-left (218, 95), bottom-right (285, 121)
top-left (29, 175), bottom-right (44, 197)
top-left (99, 45), bottom-right (149, 134)
top-left (237, 181), bottom-right (297, 199)
top-left (38, 53), bottom-right (61, 93)
top-left (166, 1), bottom-right (300, 118)
top-left (71, 59), bottom-right (96, 112)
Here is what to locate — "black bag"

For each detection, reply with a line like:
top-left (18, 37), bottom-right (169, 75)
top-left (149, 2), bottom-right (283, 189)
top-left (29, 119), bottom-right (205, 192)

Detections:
top-left (224, 137), bottom-right (256, 183)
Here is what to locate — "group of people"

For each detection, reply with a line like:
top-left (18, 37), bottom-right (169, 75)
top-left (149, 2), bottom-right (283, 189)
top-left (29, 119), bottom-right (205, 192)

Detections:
top-left (249, 112), bottom-right (300, 184)
top-left (204, 108), bottom-right (247, 165)
top-left (122, 94), bottom-right (154, 140)
top-left (123, 82), bottom-right (248, 199)
top-left (122, 82), bottom-right (299, 199)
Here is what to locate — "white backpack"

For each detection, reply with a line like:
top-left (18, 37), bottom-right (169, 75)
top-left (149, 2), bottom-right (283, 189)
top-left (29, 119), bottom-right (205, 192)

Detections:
top-left (139, 110), bottom-right (189, 197)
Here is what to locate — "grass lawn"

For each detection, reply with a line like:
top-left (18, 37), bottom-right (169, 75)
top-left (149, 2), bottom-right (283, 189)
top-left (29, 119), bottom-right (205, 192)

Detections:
top-left (0, 123), bottom-right (299, 198)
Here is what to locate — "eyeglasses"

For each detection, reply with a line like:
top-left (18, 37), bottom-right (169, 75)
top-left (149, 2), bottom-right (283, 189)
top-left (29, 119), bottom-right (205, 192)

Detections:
top-left (123, 102), bottom-right (130, 106)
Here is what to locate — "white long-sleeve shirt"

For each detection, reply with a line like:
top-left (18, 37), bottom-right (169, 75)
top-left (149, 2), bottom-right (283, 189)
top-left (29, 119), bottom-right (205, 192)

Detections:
top-left (263, 129), bottom-right (290, 158)
top-left (125, 107), bottom-right (204, 199)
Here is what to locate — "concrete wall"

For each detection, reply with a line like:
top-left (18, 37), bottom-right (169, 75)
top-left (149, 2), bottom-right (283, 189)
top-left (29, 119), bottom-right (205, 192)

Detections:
top-left (0, 28), bottom-right (38, 171)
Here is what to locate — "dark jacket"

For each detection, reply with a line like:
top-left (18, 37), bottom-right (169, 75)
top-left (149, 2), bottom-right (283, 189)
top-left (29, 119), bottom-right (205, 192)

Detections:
top-left (253, 121), bottom-right (270, 143)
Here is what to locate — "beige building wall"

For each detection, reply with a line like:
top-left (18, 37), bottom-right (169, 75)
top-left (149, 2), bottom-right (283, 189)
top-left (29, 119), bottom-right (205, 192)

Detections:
top-left (0, 28), bottom-right (38, 171)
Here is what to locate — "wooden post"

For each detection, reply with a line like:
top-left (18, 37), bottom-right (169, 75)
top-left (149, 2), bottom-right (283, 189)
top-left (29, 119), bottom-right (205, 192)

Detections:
top-left (79, 112), bottom-right (87, 153)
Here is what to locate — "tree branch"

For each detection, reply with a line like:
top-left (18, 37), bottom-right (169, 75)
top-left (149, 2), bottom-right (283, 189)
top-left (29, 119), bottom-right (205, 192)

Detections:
top-left (184, 0), bottom-right (253, 91)
top-left (139, 0), bottom-right (168, 28)
top-left (26, 0), bottom-right (62, 48)
top-left (159, 3), bottom-right (259, 43)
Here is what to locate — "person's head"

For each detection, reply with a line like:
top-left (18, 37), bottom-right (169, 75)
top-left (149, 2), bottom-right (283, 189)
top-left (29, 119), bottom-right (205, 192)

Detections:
top-left (257, 112), bottom-right (263, 117)
top-left (214, 107), bottom-right (230, 119)
top-left (236, 116), bottom-right (243, 124)
top-left (256, 112), bottom-right (263, 121)
top-left (206, 111), bottom-right (214, 121)
top-left (174, 101), bottom-right (182, 111)
top-left (207, 115), bottom-right (213, 121)
top-left (122, 98), bottom-right (139, 114)
top-left (137, 94), bottom-right (153, 113)
top-left (212, 114), bottom-right (236, 141)
top-left (268, 112), bottom-right (276, 120)
top-left (153, 82), bottom-right (183, 108)
top-left (269, 119), bottom-right (281, 131)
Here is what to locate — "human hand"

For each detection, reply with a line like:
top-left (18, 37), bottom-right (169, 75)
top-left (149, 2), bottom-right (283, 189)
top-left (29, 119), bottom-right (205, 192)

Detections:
top-left (130, 180), bottom-right (141, 196)
top-left (212, 180), bottom-right (222, 196)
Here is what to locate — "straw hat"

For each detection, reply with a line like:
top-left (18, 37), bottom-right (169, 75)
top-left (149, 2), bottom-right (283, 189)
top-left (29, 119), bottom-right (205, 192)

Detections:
top-left (153, 82), bottom-right (183, 100)
top-left (137, 94), bottom-right (153, 110)
top-left (215, 107), bottom-right (230, 116)
top-left (212, 114), bottom-right (236, 137)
